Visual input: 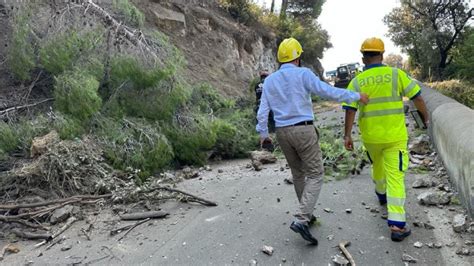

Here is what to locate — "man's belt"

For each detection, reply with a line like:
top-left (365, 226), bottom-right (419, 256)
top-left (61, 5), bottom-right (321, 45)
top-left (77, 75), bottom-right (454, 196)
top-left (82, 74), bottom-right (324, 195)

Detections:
top-left (287, 120), bottom-right (313, 127)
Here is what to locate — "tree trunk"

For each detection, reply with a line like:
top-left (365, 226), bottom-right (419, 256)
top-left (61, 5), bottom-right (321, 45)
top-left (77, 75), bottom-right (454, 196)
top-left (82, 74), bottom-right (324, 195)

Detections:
top-left (280, 0), bottom-right (288, 19)
top-left (270, 0), bottom-right (275, 14)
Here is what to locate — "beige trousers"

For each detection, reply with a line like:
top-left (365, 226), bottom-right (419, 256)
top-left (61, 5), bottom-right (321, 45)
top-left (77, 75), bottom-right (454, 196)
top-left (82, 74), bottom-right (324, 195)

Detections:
top-left (276, 125), bottom-right (324, 224)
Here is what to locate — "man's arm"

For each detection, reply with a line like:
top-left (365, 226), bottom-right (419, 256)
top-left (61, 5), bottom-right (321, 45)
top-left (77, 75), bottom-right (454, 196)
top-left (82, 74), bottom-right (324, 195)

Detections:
top-left (412, 95), bottom-right (429, 127)
top-left (344, 108), bottom-right (357, 150)
top-left (256, 89), bottom-right (270, 140)
top-left (303, 69), bottom-right (369, 104)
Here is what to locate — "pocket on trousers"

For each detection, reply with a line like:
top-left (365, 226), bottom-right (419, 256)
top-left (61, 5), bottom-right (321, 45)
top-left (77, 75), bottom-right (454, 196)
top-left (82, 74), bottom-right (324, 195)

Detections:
top-left (399, 150), bottom-right (409, 172)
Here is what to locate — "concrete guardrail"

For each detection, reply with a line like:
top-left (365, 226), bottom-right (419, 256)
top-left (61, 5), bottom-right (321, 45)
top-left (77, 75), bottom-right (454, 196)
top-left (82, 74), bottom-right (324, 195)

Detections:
top-left (420, 84), bottom-right (474, 217)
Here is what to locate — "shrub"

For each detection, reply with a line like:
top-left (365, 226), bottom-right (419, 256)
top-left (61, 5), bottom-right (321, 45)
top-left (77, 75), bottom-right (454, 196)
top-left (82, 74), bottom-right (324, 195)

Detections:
top-left (7, 6), bottom-right (36, 81)
top-left (95, 117), bottom-right (174, 179)
top-left (165, 115), bottom-right (217, 166)
top-left (113, 0), bottom-right (145, 28)
top-left (427, 80), bottom-right (474, 108)
top-left (54, 70), bottom-right (102, 121)
top-left (12, 116), bottom-right (50, 153)
top-left (104, 56), bottom-right (190, 121)
top-left (0, 122), bottom-right (19, 153)
top-left (40, 30), bottom-right (104, 76)
top-left (190, 83), bottom-right (234, 114)
top-left (51, 113), bottom-right (85, 140)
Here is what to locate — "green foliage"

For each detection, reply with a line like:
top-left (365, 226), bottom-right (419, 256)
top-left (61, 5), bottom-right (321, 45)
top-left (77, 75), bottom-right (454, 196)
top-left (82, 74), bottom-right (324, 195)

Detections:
top-left (165, 115), bottom-right (217, 166)
top-left (52, 114), bottom-right (85, 140)
top-left (40, 30), bottom-right (104, 76)
top-left (95, 117), bottom-right (174, 179)
top-left (54, 70), bottom-right (102, 121)
top-left (446, 28), bottom-right (474, 82)
top-left (190, 83), bottom-right (234, 114)
top-left (113, 0), bottom-right (145, 28)
top-left (212, 109), bottom-right (259, 159)
top-left (105, 56), bottom-right (189, 121)
top-left (7, 6), bottom-right (36, 81)
top-left (384, 1), bottom-right (472, 79)
top-left (427, 80), bottom-right (474, 108)
top-left (0, 122), bottom-right (19, 154)
top-left (11, 116), bottom-right (50, 153)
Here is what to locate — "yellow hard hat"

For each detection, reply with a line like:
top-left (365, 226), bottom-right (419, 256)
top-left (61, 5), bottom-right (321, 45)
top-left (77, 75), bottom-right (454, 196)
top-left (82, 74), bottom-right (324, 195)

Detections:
top-left (360, 37), bottom-right (385, 53)
top-left (278, 38), bottom-right (303, 63)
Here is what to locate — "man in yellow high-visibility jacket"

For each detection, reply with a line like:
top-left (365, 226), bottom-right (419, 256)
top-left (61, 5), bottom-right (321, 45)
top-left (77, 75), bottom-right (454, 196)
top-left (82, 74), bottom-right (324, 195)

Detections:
top-left (342, 37), bottom-right (429, 242)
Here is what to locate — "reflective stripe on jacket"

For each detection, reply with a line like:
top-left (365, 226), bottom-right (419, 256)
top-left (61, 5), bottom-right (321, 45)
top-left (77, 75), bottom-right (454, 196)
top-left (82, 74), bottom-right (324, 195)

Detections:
top-left (342, 65), bottom-right (421, 144)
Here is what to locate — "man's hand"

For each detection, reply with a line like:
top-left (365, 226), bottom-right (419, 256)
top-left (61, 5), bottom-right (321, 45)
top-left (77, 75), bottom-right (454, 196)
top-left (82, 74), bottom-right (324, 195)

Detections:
top-left (344, 136), bottom-right (354, 151)
top-left (359, 93), bottom-right (369, 105)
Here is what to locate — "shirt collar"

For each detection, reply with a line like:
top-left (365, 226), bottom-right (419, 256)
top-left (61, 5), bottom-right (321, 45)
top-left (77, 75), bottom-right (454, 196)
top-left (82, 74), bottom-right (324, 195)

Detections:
top-left (363, 63), bottom-right (385, 70)
top-left (280, 63), bottom-right (298, 69)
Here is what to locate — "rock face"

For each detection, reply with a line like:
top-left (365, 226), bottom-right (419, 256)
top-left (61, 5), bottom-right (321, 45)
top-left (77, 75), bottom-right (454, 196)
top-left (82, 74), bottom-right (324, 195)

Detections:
top-left (417, 190), bottom-right (451, 205)
top-left (135, 0), bottom-right (322, 98)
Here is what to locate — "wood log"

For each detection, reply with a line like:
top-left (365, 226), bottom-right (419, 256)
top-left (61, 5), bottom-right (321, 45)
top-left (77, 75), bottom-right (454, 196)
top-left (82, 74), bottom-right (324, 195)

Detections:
top-left (11, 229), bottom-right (51, 240)
top-left (146, 185), bottom-right (218, 207)
top-left (120, 211), bottom-right (168, 221)
top-left (0, 194), bottom-right (112, 210)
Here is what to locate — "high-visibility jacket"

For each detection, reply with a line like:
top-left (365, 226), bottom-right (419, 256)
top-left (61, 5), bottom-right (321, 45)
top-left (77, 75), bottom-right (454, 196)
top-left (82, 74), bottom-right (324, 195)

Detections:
top-left (342, 65), bottom-right (421, 144)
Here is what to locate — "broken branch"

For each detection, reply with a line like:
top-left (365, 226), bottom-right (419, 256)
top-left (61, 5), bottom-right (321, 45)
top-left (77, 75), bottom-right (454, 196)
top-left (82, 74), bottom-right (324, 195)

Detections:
top-left (117, 218), bottom-right (150, 241)
top-left (0, 194), bottom-right (112, 210)
top-left (0, 98), bottom-right (53, 116)
top-left (11, 229), bottom-right (51, 240)
top-left (120, 211), bottom-right (168, 221)
top-left (338, 241), bottom-right (356, 266)
top-left (147, 185), bottom-right (218, 207)
top-left (35, 216), bottom-right (78, 247)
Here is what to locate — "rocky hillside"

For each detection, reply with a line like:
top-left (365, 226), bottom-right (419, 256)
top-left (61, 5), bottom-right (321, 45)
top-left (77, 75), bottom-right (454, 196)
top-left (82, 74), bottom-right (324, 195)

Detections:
top-left (135, 0), bottom-right (278, 97)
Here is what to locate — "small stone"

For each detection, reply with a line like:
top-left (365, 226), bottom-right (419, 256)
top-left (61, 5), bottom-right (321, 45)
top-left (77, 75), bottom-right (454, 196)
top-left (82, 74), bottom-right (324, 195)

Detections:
top-left (452, 214), bottom-right (467, 233)
top-left (204, 165), bottom-right (212, 171)
top-left (332, 254), bottom-right (349, 265)
top-left (60, 245), bottom-right (72, 251)
top-left (50, 205), bottom-right (74, 224)
top-left (402, 253), bottom-right (417, 263)
top-left (218, 169), bottom-right (224, 173)
top-left (182, 242), bottom-right (186, 246)
top-left (361, 201), bottom-right (366, 206)
top-left (414, 241), bottom-right (423, 248)
top-left (370, 208), bottom-right (379, 213)
top-left (427, 242), bottom-right (434, 248)
top-left (249, 259), bottom-right (257, 266)
top-left (417, 190), bottom-right (451, 205)
top-left (465, 240), bottom-right (474, 246)
top-left (277, 198), bottom-right (281, 203)
top-left (323, 208), bottom-right (333, 213)
top-left (424, 223), bottom-right (435, 230)
top-left (455, 247), bottom-right (470, 256)
top-left (246, 163), bottom-right (252, 169)
top-left (345, 209), bottom-right (352, 214)
top-left (284, 178), bottom-right (293, 184)
top-left (280, 167), bottom-right (285, 171)
top-left (262, 245), bottom-right (274, 256)
top-left (327, 235), bottom-right (334, 241)
top-left (252, 161), bottom-right (263, 171)
top-left (365, 206), bottom-right (371, 210)
top-left (413, 221), bottom-right (424, 227)
top-left (446, 242), bottom-right (456, 247)
top-left (281, 258), bottom-right (287, 263)
top-left (434, 243), bottom-right (442, 249)
top-left (381, 213), bottom-right (388, 220)
top-left (412, 176), bottom-right (435, 188)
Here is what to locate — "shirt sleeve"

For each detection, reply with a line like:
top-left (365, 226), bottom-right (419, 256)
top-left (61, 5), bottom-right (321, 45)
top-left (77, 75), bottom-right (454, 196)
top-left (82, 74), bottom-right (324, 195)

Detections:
top-left (256, 83), bottom-right (270, 138)
top-left (398, 69), bottom-right (421, 99)
top-left (303, 69), bottom-right (360, 103)
top-left (342, 79), bottom-right (359, 110)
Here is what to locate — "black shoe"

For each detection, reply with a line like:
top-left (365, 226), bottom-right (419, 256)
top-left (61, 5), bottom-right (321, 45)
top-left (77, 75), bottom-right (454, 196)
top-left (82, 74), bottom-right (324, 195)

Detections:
top-left (390, 226), bottom-right (411, 242)
top-left (309, 215), bottom-right (317, 226)
top-left (290, 221), bottom-right (318, 245)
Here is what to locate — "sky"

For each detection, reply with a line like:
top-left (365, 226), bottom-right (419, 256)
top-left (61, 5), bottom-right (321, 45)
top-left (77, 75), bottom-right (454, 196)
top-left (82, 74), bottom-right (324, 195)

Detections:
top-left (255, 0), bottom-right (405, 72)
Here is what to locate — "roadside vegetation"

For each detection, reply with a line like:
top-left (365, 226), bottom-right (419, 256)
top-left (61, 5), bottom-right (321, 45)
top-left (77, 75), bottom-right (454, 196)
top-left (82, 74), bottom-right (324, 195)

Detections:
top-left (1, 1), bottom-right (257, 181)
top-left (384, 0), bottom-right (473, 107)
